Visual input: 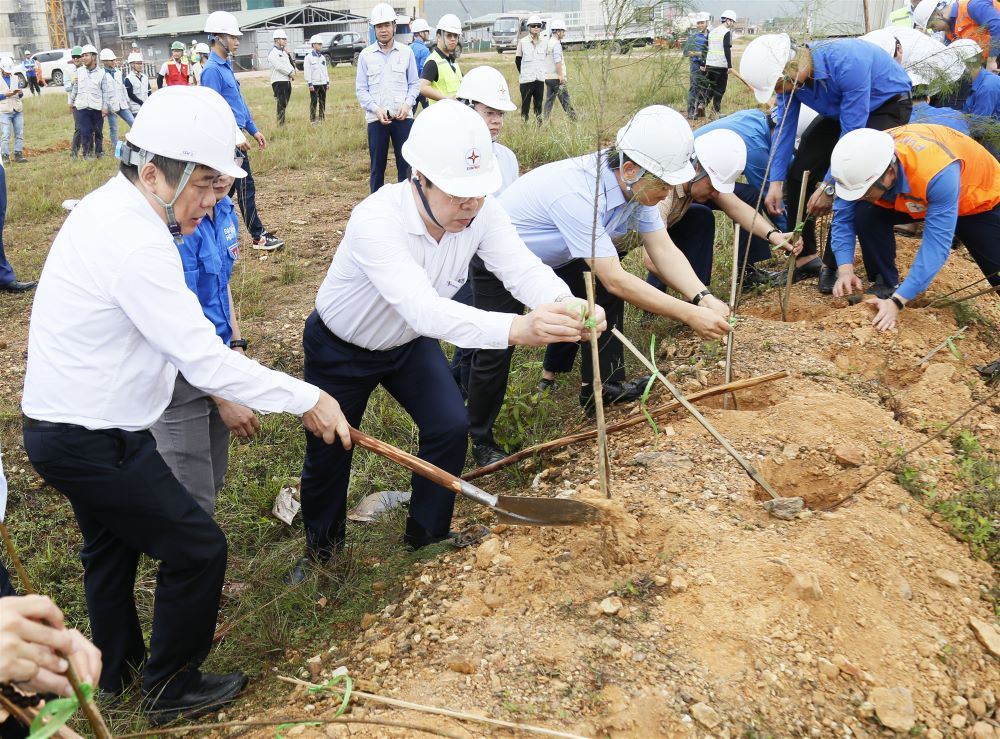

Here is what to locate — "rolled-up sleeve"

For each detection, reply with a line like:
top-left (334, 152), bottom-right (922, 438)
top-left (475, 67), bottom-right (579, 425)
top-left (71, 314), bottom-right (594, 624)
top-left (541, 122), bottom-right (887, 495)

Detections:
top-left (897, 162), bottom-right (960, 300)
top-left (113, 247), bottom-right (319, 415)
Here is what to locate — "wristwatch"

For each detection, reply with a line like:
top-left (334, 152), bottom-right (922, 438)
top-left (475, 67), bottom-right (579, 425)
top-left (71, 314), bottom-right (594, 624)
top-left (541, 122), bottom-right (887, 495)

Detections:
top-left (691, 289), bottom-right (713, 306)
top-left (229, 338), bottom-right (249, 350)
top-left (822, 182), bottom-right (835, 196)
top-left (890, 296), bottom-right (905, 311)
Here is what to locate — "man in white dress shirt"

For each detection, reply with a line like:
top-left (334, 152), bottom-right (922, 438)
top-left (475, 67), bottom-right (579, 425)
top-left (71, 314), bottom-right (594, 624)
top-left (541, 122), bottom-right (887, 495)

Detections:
top-left (290, 100), bottom-right (605, 583)
top-left (20, 86), bottom-right (349, 724)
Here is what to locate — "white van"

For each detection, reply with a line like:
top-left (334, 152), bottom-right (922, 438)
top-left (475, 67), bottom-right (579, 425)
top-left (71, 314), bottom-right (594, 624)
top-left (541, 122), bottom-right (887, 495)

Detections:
top-left (31, 49), bottom-right (73, 85)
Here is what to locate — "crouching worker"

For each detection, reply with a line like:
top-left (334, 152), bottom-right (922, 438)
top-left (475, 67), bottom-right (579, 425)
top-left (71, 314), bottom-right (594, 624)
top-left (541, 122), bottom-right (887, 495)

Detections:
top-left (829, 123), bottom-right (1000, 332)
top-left (20, 86), bottom-right (351, 725)
top-left (291, 100), bottom-right (605, 584)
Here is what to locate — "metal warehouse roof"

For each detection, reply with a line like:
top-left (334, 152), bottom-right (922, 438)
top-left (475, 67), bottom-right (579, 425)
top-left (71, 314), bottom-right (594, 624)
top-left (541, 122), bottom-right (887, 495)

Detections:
top-left (125, 4), bottom-right (364, 40)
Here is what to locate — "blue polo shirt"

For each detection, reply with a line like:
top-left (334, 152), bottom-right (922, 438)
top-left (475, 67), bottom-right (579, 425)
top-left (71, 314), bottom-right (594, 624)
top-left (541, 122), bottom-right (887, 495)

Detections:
top-left (697, 109), bottom-right (772, 193)
top-left (831, 161), bottom-right (961, 300)
top-left (410, 39), bottom-right (430, 74)
top-left (178, 195), bottom-right (240, 343)
top-left (911, 101), bottom-right (970, 135)
top-left (200, 51), bottom-right (259, 136)
top-left (770, 39), bottom-right (912, 186)
top-left (498, 151), bottom-right (665, 268)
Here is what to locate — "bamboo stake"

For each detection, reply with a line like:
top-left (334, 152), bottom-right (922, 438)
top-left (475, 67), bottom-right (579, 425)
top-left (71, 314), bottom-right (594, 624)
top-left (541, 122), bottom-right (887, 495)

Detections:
top-left (611, 328), bottom-right (782, 500)
top-left (824, 386), bottom-right (1000, 511)
top-left (0, 695), bottom-right (85, 739)
top-left (462, 371), bottom-right (789, 481)
top-left (926, 270), bottom-right (999, 306)
top-left (117, 716), bottom-right (464, 739)
top-left (0, 522), bottom-right (112, 739)
top-left (915, 326), bottom-right (967, 367)
top-left (723, 224), bottom-right (740, 410)
top-left (278, 675), bottom-right (588, 739)
top-left (781, 170), bottom-right (810, 322)
top-left (940, 282), bottom-right (1000, 306)
top-left (584, 271), bottom-right (611, 498)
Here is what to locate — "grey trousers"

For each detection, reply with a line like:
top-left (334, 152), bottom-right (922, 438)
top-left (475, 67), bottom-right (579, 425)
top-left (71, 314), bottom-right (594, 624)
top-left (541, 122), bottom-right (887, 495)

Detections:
top-left (150, 373), bottom-right (230, 516)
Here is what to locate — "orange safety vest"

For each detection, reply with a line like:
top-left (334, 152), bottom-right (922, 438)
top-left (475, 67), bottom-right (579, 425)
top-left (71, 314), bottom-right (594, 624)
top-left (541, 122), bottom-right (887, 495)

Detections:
top-left (879, 123), bottom-right (1000, 219)
top-left (164, 61), bottom-right (189, 86)
top-left (953, 0), bottom-right (1000, 61)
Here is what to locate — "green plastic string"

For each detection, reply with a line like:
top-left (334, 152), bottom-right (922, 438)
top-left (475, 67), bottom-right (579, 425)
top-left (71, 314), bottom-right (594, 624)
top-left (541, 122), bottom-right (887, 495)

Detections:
top-left (274, 673), bottom-right (354, 739)
top-left (29, 683), bottom-right (92, 739)
top-left (577, 302), bottom-right (597, 330)
top-left (640, 335), bottom-right (659, 436)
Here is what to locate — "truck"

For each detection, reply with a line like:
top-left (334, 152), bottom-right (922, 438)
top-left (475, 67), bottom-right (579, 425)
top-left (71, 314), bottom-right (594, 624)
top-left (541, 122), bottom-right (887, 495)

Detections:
top-left (293, 31), bottom-right (367, 68)
top-left (491, 5), bottom-right (668, 54)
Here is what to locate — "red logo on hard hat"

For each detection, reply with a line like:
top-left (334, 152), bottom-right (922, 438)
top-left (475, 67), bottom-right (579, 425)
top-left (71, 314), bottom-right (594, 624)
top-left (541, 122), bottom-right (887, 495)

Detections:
top-left (466, 148), bottom-right (481, 170)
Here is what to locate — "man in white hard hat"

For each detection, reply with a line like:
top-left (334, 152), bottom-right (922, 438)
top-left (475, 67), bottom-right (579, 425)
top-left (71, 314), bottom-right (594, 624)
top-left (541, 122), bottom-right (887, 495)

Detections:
top-left (544, 18), bottom-right (576, 120)
top-left (268, 30), bottom-right (295, 126)
top-left (466, 106), bottom-right (732, 466)
top-left (829, 124), bottom-right (1000, 331)
top-left (740, 33), bottom-right (913, 294)
top-left (410, 18), bottom-right (432, 108)
top-left (290, 100), bottom-right (603, 583)
top-left (962, 48), bottom-right (1000, 158)
top-left (703, 10), bottom-right (737, 115)
top-left (0, 58), bottom-right (26, 165)
top-left (303, 34), bottom-right (330, 123)
top-left (356, 3), bottom-right (420, 193)
top-left (124, 52), bottom-right (151, 115)
top-left (100, 48), bottom-right (133, 152)
top-left (66, 46), bottom-right (84, 159)
top-left (201, 11), bottom-right (285, 250)
top-left (191, 42), bottom-right (210, 85)
top-left (516, 15), bottom-right (546, 122)
top-left (158, 41), bottom-right (190, 88)
top-left (73, 44), bottom-right (111, 159)
top-left (449, 65), bottom-right (521, 393)
top-left (420, 14), bottom-right (462, 103)
top-left (21, 85), bottom-right (350, 722)
top-left (683, 13), bottom-right (709, 118)
top-left (916, 0), bottom-right (1000, 71)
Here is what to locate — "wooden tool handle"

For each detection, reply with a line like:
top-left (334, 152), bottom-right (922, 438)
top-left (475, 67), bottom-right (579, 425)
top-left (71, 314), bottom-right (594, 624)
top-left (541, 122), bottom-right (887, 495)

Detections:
top-left (349, 428), bottom-right (460, 493)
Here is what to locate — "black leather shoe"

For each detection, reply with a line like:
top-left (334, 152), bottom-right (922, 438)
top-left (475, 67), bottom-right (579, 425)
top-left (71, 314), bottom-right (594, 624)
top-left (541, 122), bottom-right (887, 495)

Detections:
top-left (791, 256), bottom-right (823, 282)
top-left (581, 375), bottom-right (651, 416)
top-left (284, 548), bottom-right (332, 586)
top-left (472, 442), bottom-right (506, 468)
top-left (403, 517), bottom-right (454, 550)
top-left (536, 377), bottom-right (555, 394)
top-left (0, 280), bottom-right (36, 293)
top-left (742, 265), bottom-right (782, 289)
top-left (143, 671), bottom-right (248, 726)
top-left (818, 265), bottom-right (837, 295)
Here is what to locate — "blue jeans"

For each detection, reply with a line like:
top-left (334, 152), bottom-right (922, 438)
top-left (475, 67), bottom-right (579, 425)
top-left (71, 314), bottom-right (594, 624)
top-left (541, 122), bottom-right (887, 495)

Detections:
top-left (0, 166), bottom-right (13, 285)
top-left (0, 110), bottom-right (24, 155)
top-left (367, 118), bottom-right (413, 193)
top-left (687, 61), bottom-right (706, 116)
top-left (107, 108), bottom-right (134, 150)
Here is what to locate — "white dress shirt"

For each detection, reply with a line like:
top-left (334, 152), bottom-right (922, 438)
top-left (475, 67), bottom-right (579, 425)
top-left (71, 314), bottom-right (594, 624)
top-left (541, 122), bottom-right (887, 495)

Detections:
top-left (22, 174), bottom-right (320, 431)
top-left (268, 46), bottom-right (295, 84)
top-left (494, 142), bottom-right (519, 195)
top-left (315, 181), bottom-right (569, 351)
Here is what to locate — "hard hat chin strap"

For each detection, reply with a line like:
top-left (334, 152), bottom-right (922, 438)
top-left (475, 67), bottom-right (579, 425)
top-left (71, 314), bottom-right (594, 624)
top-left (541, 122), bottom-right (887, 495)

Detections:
top-left (413, 174), bottom-right (446, 231)
top-left (618, 150), bottom-right (646, 198)
top-left (121, 145), bottom-right (196, 245)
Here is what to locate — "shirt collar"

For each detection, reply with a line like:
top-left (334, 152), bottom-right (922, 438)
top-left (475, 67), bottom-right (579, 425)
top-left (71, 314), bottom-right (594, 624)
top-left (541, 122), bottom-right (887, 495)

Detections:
top-left (599, 154), bottom-right (627, 213)
top-left (209, 50), bottom-right (231, 68)
top-left (376, 40), bottom-right (398, 54)
top-left (401, 181), bottom-right (431, 236)
top-left (879, 162), bottom-right (908, 203)
top-left (110, 172), bottom-right (174, 234)
top-left (806, 43), bottom-right (829, 82)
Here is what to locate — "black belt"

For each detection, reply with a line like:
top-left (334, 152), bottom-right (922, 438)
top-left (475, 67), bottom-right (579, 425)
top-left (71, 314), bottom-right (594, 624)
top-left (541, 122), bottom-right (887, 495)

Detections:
top-left (23, 416), bottom-right (89, 432)
top-left (313, 312), bottom-right (404, 355)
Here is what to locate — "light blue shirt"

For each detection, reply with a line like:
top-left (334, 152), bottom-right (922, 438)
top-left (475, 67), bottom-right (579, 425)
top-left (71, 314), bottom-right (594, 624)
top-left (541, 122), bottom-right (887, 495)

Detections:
top-left (832, 161), bottom-right (961, 300)
top-left (770, 39), bottom-right (912, 186)
top-left (354, 41), bottom-right (419, 122)
top-left (498, 151), bottom-right (665, 268)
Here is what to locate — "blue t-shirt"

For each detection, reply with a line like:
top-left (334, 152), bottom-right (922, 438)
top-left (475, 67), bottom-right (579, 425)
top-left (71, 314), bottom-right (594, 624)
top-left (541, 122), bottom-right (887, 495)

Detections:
top-left (177, 195), bottom-right (240, 343)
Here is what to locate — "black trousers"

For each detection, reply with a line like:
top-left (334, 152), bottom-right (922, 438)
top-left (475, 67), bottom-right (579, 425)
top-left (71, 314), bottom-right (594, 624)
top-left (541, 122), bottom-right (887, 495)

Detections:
top-left (26, 76), bottom-right (40, 95)
top-left (299, 313), bottom-right (468, 555)
top-left (309, 84), bottom-right (327, 121)
top-left (232, 150), bottom-right (265, 240)
top-left (519, 80), bottom-right (544, 122)
top-left (543, 80), bottom-right (576, 120)
top-left (704, 66), bottom-right (728, 113)
top-left (22, 423), bottom-right (228, 697)
top-left (789, 94), bottom-right (912, 263)
top-left (272, 81), bottom-right (291, 126)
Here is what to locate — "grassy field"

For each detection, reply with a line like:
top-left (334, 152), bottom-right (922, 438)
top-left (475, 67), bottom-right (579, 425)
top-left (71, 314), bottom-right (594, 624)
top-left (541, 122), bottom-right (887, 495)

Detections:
top-left (0, 45), bottom-right (773, 732)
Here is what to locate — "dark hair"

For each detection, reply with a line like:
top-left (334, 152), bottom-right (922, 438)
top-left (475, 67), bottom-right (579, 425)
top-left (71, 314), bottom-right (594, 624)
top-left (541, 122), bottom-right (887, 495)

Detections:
top-left (119, 144), bottom-right (190, 187)
top-left (605, 147), bottom-right (638, 171)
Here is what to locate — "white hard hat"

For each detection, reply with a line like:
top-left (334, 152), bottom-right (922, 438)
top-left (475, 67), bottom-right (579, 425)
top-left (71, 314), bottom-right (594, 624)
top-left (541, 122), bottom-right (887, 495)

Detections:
top-left (795, 104), bottom-right (820, 145)
top-left (739, 33), bottom-right (794, 105)
top-left (526, 14), bottom-right (542, 26)
top-left (720, 9), bottom-right (738, 21)
top-left (0, 58), bottom-right (15, 73)
top-left (127, 86), bottom-right (247, 179)
top-left (411, 18), bottom-right (431, 33)
top-left (830, 128), bottom-right (896, 201)
top-left (436, 13), bottom-right (463, 35)
top-left (195, 42), bottom-right (210, 54)
top-left (457, 65), bottom-right (517, 111)
top-left (697, 12), bottom-right (711, 22)
top-left (401, 99), bottom-right (501, 197)
top-left (616, 105), bottom-right (695, 185)
top-left (80, 44), bottom-right (98, 55)
top-left (309, 34), bottom-right (324, 45)
top-left (272, 29), bottom-right (287, 40)
top-left (370, 3), bottom-right (397, 25)
top-left (99, 48), bottom-right (117, 61)
top-left (204, 10), bottom-right (242, 37)
top-left (550, 17), bottom-right (567, 30)
top-left (913, 0), bottom-right (948, 29)
top-left (693, 129), bottom-right (746, 193)
top-left (127, 51), bottom-right (143, 63)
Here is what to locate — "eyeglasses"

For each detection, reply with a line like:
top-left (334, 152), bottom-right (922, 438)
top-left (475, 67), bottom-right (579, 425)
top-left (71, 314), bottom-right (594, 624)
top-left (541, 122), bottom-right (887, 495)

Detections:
top-left (528, 24), bottom-right (541, 28)
top-left (448, 194), bottom-right (486, 206)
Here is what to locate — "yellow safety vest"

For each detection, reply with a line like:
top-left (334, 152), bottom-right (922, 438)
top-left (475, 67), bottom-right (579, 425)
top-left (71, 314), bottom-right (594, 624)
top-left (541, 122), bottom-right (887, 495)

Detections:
top-left (888, 5), bottom-right (913, 27)
top-left (428, 47), bottom-right (461, 103)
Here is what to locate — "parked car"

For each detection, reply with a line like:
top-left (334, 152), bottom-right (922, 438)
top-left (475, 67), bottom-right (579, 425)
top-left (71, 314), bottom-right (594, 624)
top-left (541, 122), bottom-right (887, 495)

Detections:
top-left (293, 32), bottom-right (366, 68)
top-left (31, 49), bottom-right (73, 85)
